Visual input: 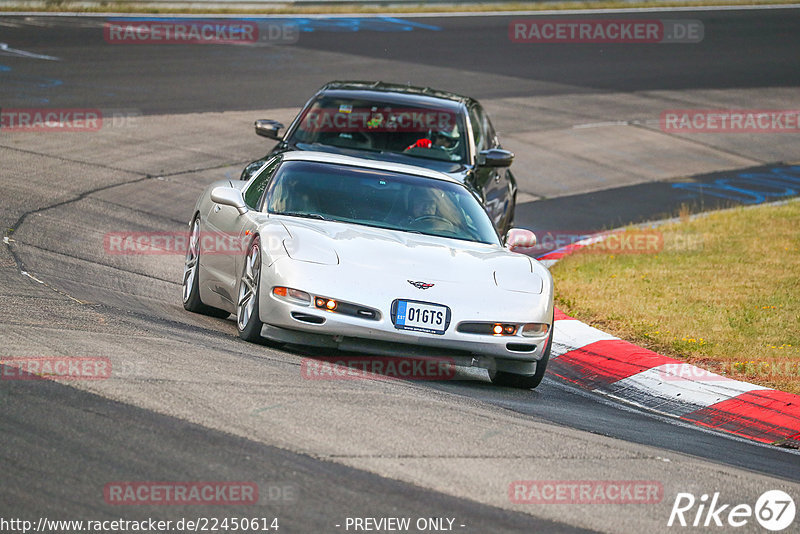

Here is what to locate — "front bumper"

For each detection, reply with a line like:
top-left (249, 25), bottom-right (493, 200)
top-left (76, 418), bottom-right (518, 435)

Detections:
top-left (259, 290), bottom-right (552, 365)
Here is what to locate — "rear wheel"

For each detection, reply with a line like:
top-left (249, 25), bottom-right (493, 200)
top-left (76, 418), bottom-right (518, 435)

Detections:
top-left (182, 217), bottom-right (229, 318)
top-left (237, 237), bottom-right (265, 342)
top-left (489, 313), bottom-right (554, 389)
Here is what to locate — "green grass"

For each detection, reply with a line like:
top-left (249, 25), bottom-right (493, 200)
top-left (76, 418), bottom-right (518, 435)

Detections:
top-left (3, 0), bottom-right (799, 15)
top-left (551, 201), bottom-right (800, 394)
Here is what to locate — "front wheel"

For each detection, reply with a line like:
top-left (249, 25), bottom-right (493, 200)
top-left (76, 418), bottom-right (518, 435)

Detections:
top-left (182, 217), bottom-right (230, 318)
top-left (237, 237), bottom-right (265, 342)
top-left (489, 313), bottom-right (553, 389)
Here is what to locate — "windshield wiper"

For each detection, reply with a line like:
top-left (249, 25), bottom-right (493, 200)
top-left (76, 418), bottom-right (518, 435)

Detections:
top-left (277, 212), bottom-right (328, 220)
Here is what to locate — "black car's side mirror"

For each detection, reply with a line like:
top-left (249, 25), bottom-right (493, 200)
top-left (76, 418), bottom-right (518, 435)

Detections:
top-left (255, 119), bottom-right (284, 140)
top-left (477, 148), bottom-right (514, 168)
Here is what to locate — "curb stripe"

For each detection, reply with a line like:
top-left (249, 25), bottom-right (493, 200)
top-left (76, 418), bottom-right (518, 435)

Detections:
top-left (606, 364), bottom-right (769, 417)
top-left (552, 319), bottom-right (618, 357)
top-left (542, 205), bottom-right (800, 445)
top-left (682, 390), bottom-right (800, 444)
top-left (549, 339), bottom-right (678, 390)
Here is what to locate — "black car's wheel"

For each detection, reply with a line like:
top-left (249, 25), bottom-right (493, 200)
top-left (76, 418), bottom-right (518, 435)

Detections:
top-left (236, 237), bottom-right (265, 342)
top-left (182, 217), bottom-right (230, 318)
top-left (489, 313), bottom-right (554, 389)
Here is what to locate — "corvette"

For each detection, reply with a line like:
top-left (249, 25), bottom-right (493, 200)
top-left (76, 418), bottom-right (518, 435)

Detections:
top-left (183, 151), bottom-right (554, 388)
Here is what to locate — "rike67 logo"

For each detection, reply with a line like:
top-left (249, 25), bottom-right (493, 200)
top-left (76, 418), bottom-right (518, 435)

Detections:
top-left (668, 490), bottom-right (795, 531)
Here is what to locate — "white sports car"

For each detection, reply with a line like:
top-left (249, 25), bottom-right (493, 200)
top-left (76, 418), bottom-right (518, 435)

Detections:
top-left (183, 151), bottom-right (554, 388)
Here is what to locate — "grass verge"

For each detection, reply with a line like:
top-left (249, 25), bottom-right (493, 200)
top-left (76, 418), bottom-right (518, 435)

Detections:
top-left (2, 0), bottom-right (799, 15)
top-left (551, 200), bottom-right (800, 394)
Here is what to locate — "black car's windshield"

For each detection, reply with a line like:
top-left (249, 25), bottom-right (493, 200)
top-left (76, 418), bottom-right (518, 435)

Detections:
top-left (265, 160), bottom-right (499, 245)
top-left (288, 97), bottom-right (468, 164)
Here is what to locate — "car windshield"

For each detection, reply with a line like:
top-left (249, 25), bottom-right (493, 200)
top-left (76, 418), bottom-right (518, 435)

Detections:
top-left (288, 97), bottom-right (468, 164)
top-left (265, 160), bottom-right (499, 245)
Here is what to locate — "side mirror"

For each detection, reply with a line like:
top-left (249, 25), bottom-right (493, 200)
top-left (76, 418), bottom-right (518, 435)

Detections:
top-left (477, 148), bottom-right (514, 168)
top-left (505, 228), bottom-right (537, 252)
top-left (210, 186), bottom-right (248, 215)
top-left (255, 119), bottom-right (284, 140)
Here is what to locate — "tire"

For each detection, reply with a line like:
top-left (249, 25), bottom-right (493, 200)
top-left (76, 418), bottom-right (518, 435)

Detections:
top-left (236, 236), bottom-right (265, 342)
top-left (489, 313), bottom-right (554, 389)
top-left (182, 217), bottom-right (230, 318)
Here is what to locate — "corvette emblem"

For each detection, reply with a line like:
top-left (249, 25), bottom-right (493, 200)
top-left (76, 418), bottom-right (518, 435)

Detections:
top-left (408, 280), bottom-right (434, 290)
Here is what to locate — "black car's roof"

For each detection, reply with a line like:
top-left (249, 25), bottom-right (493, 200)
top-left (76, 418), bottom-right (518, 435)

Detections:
top-left (315, 81), bottom-right (474, 112)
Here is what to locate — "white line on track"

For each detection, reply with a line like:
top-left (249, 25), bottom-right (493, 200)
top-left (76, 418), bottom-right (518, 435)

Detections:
top-left (0, 42), bottom-right (59, 61)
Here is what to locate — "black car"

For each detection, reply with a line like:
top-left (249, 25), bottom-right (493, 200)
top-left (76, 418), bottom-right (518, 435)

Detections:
top-left (241, 81), bottom-right (518, 234)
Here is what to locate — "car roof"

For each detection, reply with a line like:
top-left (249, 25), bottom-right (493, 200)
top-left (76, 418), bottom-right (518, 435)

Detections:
top-left (281, 150), bottom-right (461, 185)
top-left (315, 81), bottom-right (474, 112)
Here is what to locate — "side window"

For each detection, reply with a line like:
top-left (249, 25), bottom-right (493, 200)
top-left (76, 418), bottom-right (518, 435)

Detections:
top-left (469, 107), bottom-right (485, 153)
top-left (479, 106), bottom-right (498, 148)
top-left (243, 157), bottom-right (280, 209)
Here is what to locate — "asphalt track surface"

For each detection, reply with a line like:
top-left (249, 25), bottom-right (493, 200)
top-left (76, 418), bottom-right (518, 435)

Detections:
top-left (0, 9), bottom-right (798, 113)
top-left (2, 9), bottom-right (800, 533)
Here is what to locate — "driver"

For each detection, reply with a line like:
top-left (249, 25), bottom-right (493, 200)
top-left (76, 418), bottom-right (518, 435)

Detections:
top-left (410, 189), bottom-right (438, 220)
top-left (404, 188), bottom-right (461, 234)
top-left (405, 128), bottom-right (459, 152)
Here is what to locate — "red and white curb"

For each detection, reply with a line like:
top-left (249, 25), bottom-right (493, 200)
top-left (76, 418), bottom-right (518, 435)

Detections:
top-left (533, 225), bottom-right (800, 447)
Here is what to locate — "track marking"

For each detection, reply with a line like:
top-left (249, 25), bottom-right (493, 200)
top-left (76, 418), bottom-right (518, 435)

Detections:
top-left (0, 43), bottom-right (59, 61)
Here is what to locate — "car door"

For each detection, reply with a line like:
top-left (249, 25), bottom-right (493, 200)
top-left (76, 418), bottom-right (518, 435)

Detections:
top-left (203, 157), bottom-right (281, 305)
top-left (479, 106), bottom-right (515, 232)
top-left (462, 104), bottom-right (503, 227)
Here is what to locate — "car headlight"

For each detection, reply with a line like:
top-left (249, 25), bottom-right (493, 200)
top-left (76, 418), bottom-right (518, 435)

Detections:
top-left (282, 239), bottom-right (339, 265)
top-left (456, 322), bottom-right (518, 336)
top-left (313, 295), bottom-right (380, 320)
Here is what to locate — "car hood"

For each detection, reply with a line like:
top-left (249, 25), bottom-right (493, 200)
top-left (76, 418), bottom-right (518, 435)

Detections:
top-left (276, 217), bottom-right (543, 294)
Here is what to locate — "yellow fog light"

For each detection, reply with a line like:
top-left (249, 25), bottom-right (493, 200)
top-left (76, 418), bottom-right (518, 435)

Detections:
top-left (315, 297), bottom-right (337, 311)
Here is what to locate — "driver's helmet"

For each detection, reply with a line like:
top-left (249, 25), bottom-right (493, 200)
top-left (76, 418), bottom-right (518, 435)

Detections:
top-left (431, 126), bottom-right (460, 153)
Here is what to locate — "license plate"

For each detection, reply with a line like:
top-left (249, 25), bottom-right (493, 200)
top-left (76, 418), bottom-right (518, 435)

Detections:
top-left (392, 300), bottom-right (451, 335)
